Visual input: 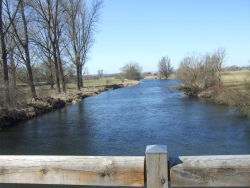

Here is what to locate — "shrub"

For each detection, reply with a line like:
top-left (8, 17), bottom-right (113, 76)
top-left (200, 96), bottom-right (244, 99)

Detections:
top-left (120, 62), bottom-right (142, 81)
top-left (176, 49), bottom-right (226, 95)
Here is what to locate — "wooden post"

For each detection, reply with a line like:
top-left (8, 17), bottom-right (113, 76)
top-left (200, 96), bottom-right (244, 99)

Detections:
top-left (146, 145), bottom-right (168, 188)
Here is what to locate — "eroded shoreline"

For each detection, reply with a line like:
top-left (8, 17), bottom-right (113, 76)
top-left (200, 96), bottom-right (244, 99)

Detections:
top-left (0, 81), bottom-right (140, 130)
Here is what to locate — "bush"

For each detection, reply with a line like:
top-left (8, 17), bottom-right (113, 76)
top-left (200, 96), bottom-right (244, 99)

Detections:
top-left (176, 49), bottom-right (226, 95)
top-left (120, 62), bottom-right (142, 80)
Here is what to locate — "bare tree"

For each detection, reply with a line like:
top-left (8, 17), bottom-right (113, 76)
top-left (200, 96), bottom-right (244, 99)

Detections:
top-left (28, 0), bottom-right (66, 94)
top-left (120, 62), bottom-right (142, 81)
top-left (158, 56), bottom-right (173, 79)
top-left (176, 49), bottom-right (226, 96)
top-left (48, 0), bottom-right (66, 93)
top-left (31, 26), bottom-right (55, 88)
top-left (0, 0), bottom-right (10, 103)
top-left (97, 69), bottom-right (103, 79)
top-left (7, 34), bottom-right (19, 90)
top-left (214, 47), bottom-right (226, 81)
top-left (0, 0), bottom-right (19, 103)
top-left (0, 0), bottom-right (103, 104)
top-left (79, 0), bottom-right (103, 87)
top-left (7, 0), bottom-right (37, 98)
top-left (27, 2), bottom-right (55, 89)
top-left (63, 0), bottom-right (103, 90)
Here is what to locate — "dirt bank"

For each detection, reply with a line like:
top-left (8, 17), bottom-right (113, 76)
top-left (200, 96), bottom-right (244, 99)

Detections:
top-left (0, 81), bottom-right (140, 130)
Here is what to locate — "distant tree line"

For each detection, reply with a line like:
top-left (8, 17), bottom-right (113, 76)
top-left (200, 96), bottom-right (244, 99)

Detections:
top-left (119, 57), bottom-right (174, 81)
top-left (0, 0), bottom-right (103, 105)
top-left (224, 65), bottom-right (249, 71)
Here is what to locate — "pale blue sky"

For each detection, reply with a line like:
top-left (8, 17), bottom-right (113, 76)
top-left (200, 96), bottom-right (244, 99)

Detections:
top-left (87, 0), bottom-right (250, 74)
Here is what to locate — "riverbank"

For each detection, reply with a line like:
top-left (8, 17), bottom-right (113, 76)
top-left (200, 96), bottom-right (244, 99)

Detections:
top-left (177, 71), bottom-right (250, 117)
top-left (0, 80), bottom-right (141, 130)
top-left (143, 74), bottom-right (176, 79)
top-left (177, 85), bottom-right (250, 117)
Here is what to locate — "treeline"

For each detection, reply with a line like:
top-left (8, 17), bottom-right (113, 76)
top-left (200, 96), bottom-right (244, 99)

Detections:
top-left (0, 0), bottom-right (103, 105)
top-left (118, 57), bottom-right (174, 81)
top-left (224, 65), bottom-right (249, 71)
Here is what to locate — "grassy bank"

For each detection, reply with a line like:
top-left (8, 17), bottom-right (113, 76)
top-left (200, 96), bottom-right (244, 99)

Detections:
top-left (221, 71), bottom-right (249, 89)
top-left (194, 71), bottom-right (250, 116)
top-left (0, 79), bottom-right (140, 130)
top-left (214, 71), bottom-right (250, 116)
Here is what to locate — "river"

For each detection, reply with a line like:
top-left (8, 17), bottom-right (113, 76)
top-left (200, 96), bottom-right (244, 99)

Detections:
top-left (1, 79), bottom-right (250, 188)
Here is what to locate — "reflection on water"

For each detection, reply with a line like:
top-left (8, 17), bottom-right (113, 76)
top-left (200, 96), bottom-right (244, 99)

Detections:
top-left (0, 79), bottom-right (250, 188)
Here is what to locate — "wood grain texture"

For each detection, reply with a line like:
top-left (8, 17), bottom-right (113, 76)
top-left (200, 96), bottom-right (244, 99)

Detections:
top-left (0, 155), bottom-right (145, 186)
top-left (170, 155), bottom-right (250, 187)
top-left (146, 153), bottom-right (168, 188)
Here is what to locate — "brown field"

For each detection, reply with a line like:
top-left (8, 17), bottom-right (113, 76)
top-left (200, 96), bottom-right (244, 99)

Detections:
top-left (221, 70), bottom-right (250, 89)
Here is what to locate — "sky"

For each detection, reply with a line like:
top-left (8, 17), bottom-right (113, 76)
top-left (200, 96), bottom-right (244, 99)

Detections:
top-left (86, 0), bottom-right (250, 74)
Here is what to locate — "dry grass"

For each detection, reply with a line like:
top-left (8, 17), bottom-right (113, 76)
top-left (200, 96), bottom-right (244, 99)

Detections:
top-left (221, 70), bottom-right (250, 89)
top-left (84, 78), bottom-right (123, 87)
top-left (0, 78), bottom-right (124, 101)
top-left (0, 78), bottom-right (139, 104)
top-left (178, 70), bottom-right (250, 117)
top-left (1, 78), bottom-right (142, 105)
top-left (215, 70), bottom-right (250, 117)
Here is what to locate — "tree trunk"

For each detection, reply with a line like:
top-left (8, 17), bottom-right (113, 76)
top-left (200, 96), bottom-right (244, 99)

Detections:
top-left (48, 0), bottom-right (62, 94)
top-left (52, 41), bottom-right (61, 94)
top-left (48, 58), bottom-right (54, 89)
top-left (9, 49), bottom-right (17, 90)
top-left (56, 42), bottom-right (66, 93)
top-left (76, 56), bottom-right (81, 91)
top-left (0, 0), bottom-right (10, 104)
top-left (26, 56), bottom-right (37, 98)
top-left (20, 0), bottom-right (37, 98)
top-left (50, 72), bottom-right (54, 89)
top-left (79, 64), bottom-right (83, 88)
top-left (79, 58), bottom-right (86, 88)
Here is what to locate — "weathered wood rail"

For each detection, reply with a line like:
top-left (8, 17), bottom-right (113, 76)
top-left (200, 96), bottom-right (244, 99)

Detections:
top-left (0, 145), bottom-right (250, 187)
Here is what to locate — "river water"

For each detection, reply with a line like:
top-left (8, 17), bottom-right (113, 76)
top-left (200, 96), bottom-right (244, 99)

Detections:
top-left (1, 79), bottom-right (250, 188)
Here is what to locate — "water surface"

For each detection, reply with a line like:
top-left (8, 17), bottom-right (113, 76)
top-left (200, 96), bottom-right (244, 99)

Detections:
top-left (1, 79), bottom-right (250, 188)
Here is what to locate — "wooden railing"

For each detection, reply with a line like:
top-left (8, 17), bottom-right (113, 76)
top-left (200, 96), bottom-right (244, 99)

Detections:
top-left (0, 145), bottom-right (250, 187)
